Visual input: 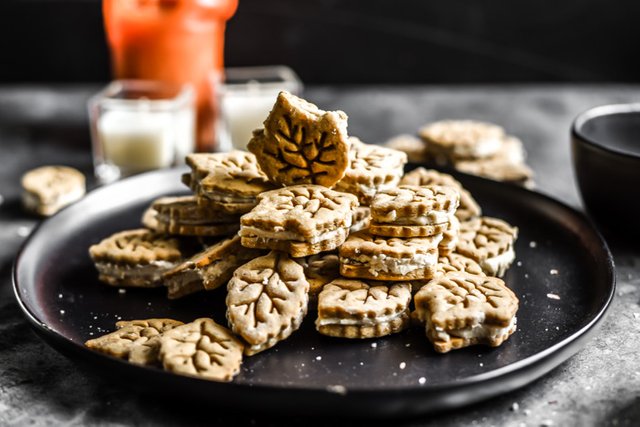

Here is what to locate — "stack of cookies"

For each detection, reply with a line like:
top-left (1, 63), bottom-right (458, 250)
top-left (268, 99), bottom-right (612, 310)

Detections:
top-left (386, 120), bottom-right (535, 188)
top-left (86, 91), bottom-right (524, 383)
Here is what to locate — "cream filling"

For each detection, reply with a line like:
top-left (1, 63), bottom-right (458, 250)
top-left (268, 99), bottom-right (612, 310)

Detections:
top-left (240, 226), bottom-right (347, 244)
top-left (386, 211), bottom-right (454, 226)
top-left (480, 247), bottom-right (516, 276)
top-left (95, 260), bottom-right (176, 279)
top-left (454, 137), bottom-right (503, 158)
top-left (429, 316), bottom-right (517, 341)
top-left (342, 250), bottom-right (439, 276)
top-left (317, 310), bottom-right (405, 326)
top-left (23, 187), bottom-right (84, 211)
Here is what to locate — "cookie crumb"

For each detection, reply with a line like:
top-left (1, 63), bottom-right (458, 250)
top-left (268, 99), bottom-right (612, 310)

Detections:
top-left (524, 273), bottom-right (529, 279)
top-left (17, 226), bottom-right (31, 237)
top-left (418, 377), bottom-right (426, 385)
top-left (60, 310), bottom-right (65, 315)
top-left (315, 356), bottom-right (322, 361)
top-left (516, 261), bottom-right (522, 267)
top-left (529, 241), bottom-right (537, 248)
top-left (118, 289), bottom-right (126, 295)
top-left (550, 269), bottom-right (559, 275)
top-left (547, 293), bottom-right (561, 300)
top-left (399, 362), bottom-right (406, 370)
top-left (371, 342), bottom-right (377, 348)
top-left (479, 362), bottom-right (484, 367)
top-left (326, 385), bottom-right (347, 395)
top-left (510, 402), bottom-right (519, 412)
top-left (405, 343), bottom-right (411, 347)
top-left (58, 294), bottom-right (63, 299)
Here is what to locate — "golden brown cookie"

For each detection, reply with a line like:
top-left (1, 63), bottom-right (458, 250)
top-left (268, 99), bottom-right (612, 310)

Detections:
top-left (158, 318), bottom-right (244, 381)
top-left (399, 167), bottom-right (481, 222)
top-left (316, 279), bottom-right (411, 339)
top-left (226, 251), bottom-right (309, 355)
top-left (21, 165), bottom-right (86, 216)
top-left (418, 120), bottom-right (505, 165)
top-left (239, 185), bottom-right (358, 258)
top-left (369, 185), bottom-right (459, 238)
top-left (333, 138), bottom-right (407, 205)
top-left (456, 217), bottom-right (518, 277)
top-left (142, 196), bottom-right (240, 237)
top-left (185, 151), bottom-right (275, 214)
top-left (85, 318), bottom-right (184, 364)
top-left (248, 91), bottom-right (350, 187)
top-left (413, 272), bottom-right (518, 353)
top-left (339, 230), bottom-right (441, 281)
top-left (89, 229), bottom-right (184, 287)
top-left (384, 134), bottom-right (429, 163)
top-left (163, 235), bottom-right (263, 299)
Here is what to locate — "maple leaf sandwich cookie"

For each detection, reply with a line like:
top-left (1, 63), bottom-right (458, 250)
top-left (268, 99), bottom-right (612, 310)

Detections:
top-left (316, 279), bottom-right (412, 339)
top-left (21, 165), bottom-right (86, 216)
top-left (248, 91), bottom-right (351, 187)
top-left (400, 167), bottom-right (481, 222)
top-left (226, 251), bottom-right (310, 355)
top-left (339, 230), bottom-right (441, 281)
top-left (89, 229), bottom-right (185, 287)
top-left (369, 185), bottom-right (459, 238)
top-left (457, 216), bottom-right (518, 277)
top-left (239, 185), bottom-right (358, 258)
top-left (142, 196), bottom-right (240, 237)
top-left (333, 138), bottom-right (408, 205)
top-left (163, 235), bottom-right (263, 299)
top-left (414, 272), bottom-right (519, 353)
top-left (184, 151), bottom-right (275, 214)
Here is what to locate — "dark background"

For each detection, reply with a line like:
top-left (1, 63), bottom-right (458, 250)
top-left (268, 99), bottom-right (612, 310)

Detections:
top-left (0, 0), bottom-right (637, 84)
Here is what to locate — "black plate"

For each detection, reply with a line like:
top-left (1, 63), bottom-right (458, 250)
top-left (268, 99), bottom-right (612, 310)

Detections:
top-left (13, 167), bottom-right (615, 418)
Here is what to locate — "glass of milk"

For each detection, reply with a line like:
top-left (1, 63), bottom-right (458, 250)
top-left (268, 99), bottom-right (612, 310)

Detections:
top-left (218, 66), bottom-right (302, 151)
top-left (89, 80), bottom-right (195, 184)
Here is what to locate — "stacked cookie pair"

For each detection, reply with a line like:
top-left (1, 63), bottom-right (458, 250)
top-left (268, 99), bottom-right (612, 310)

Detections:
top-left (386, 120), bottom-right (535, 188)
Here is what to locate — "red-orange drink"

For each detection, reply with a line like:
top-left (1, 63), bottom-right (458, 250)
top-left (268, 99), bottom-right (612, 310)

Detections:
top-left (103, 0), bottom-right (238, 151)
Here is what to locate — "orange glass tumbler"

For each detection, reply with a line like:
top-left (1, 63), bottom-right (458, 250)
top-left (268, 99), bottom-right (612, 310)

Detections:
top-left (103, 0), bottom-right (238, 152)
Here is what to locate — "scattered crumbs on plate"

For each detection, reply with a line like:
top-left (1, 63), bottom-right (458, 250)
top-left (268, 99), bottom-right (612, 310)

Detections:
top-left (399, 362), bottom-right (406, 370)
top-left (547, 293), bottom-right (561, 300)
top-left (118, 289), bottom-right (126, 295)
top-left (311, 347), bottom-right (315, 350)
top-left (510, 402), bottom-right (519, 412)
top-left (58, 293), bottom-right (63, 299)
top-left (529, 241), bottom-right (537, 248)
top-left (516, 261), bottom-right (522, 267)
top-left (371, 342), bottom-right (377, 348)
top-left (326, 385), bottom-right (347, 395)
top-left (300, 363), bottom-right (305, 367)
top-left (59, 310), bottom-right (65, 315)
top-left (418, 377), bottom-right (426, 385)
top-left (405, 343), bottom-right (411, 347)
top-left (315, 356), bottom-right (322, 361)
top-left (555, 326), bottom-right (560, 331)
top-left (479, 362), bottom-right (484, 367)
top-left (17, 226), bottom-right (31, 237)
top-left (93, 316), bottom-right (98, 320)
top-left (359, 361), bottom-right (364, 366)
top-left (147, 302), bottom-right (151, 306)
top-left (524, 273), bottom-right (529, 279)
top-left (88, 332), bottom-right (94, 336)
top-left (550, 269), bottom-right (559, 275)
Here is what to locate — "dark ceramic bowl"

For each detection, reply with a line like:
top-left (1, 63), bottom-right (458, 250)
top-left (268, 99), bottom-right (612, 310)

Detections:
top-left (572, 103), bottom-right (640, 237)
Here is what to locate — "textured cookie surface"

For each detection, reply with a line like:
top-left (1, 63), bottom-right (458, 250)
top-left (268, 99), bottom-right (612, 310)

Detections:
top-left (159, 318), bottom-right (244, 381)
top-left (457, 216), bottom-right (518, 277)
top-left (316, 279), bottom-right (411, 338)
top-left (85, 318), bottom-right (184, 364)
top-left (226, 251), bottom-right (309, 355)
top-left (414, 272), bottom-right (518, 352)
top-left (21, 165), bottom-right (86, 216)
top-left (435, 252), bottom-right (485, 277)
top-left (248, 91), bottom-right (350, 187)
top-left (333, 138), bottom-right (407, 205)
top-left (89, 229), bottom-right (183, 264)
top-left (399, 167), bottom-right (481, 222)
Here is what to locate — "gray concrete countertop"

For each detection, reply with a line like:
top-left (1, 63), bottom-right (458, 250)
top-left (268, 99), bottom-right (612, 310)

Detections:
top-left (1, 85), bottom-right (638, 426)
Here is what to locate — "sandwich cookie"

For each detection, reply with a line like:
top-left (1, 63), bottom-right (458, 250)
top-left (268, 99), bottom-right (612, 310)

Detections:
top-left (239, 185), bottom-right (358, 258)
top-left (456, 217), bottom-right (518, 277)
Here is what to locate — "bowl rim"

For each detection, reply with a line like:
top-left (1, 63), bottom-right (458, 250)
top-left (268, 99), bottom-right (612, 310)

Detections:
top-left (572, 102), bottom-right (640, 159)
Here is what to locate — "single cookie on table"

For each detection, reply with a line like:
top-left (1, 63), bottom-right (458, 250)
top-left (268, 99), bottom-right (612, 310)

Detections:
top-left (226, 251), bottom-right (309, 355)
top-left (369, 185), bottom-right (459, 238)
top-left (294, 251), bottom-right (341, 303)
top-left (384, 134), bottom-right (429, 163)
top-left (89, 229), bottom-right (186, 287)
top-left (339, 229), bottom-right (442, 281)
top-left (184, 151), bottom-right (275, 215)
top-left (350, 206), bottom-right (371, 233)
top-left (239, 185), bottom-right (358, 258)
top-left (142, 196), bottom-right (240, 237)
top-left (333, 137), bottom-right (407, 206)
top-left (418, 120), bottom-right (506, 165)
top-left (84, 318), bottom-right (184, 365)
top-left (248, 91), bottom-right (351, 187)
top-left (21, 165), bottom-right (85, 216)
top-left (316, 279), bottom-right (412, 339)
top-left (163, 235), bottom-right (263, 299)
top-left (413, 272), bottom-right (519, 353)
top-left (158, 318), bottom-right (244, 382)
top-left (438, 215), bottom-right (460, 256)
top-left (455, 157), bottom-right (535, 189)
top-left (456, 217), bottom-right (518, 277)
top-left (399, 167), bottom-right (481, 222)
